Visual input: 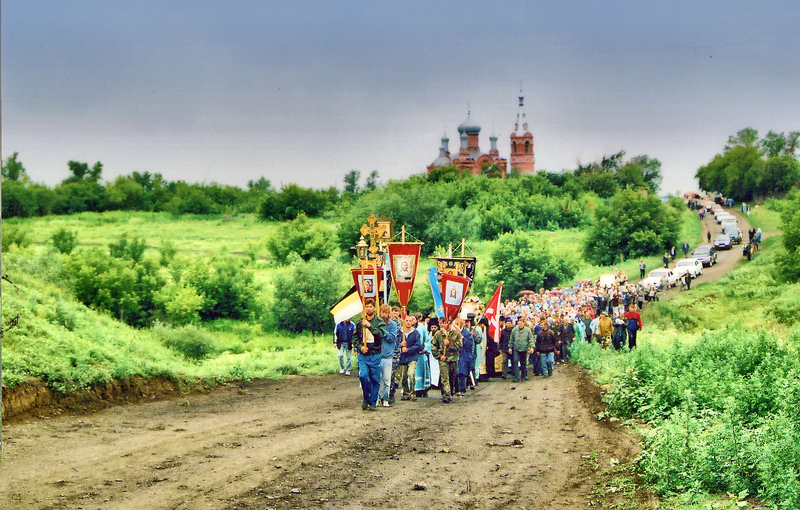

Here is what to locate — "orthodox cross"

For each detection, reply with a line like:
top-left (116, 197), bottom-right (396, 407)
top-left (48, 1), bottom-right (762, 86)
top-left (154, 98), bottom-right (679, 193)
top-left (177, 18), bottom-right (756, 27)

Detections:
top-left (359, 214), bottom-right (386, 263)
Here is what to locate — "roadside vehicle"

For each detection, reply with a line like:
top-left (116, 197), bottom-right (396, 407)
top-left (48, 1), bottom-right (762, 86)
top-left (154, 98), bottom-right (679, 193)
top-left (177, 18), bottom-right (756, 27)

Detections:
top-left (692, 244), bottom-right (718, 266)
top-left (675, 258), bottom-right (703, 278)
top-left (714, 234), bottom-right (732, 250)
top-left (647, 268), bottom-right (681, 288)
top-left (723, 226), bottom-right (742, 244)
top-left (716, 212), bottom-right (735, 224)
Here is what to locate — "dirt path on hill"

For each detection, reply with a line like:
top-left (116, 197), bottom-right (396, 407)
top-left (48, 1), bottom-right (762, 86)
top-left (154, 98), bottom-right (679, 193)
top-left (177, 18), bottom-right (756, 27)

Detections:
top-left (3, 210), bottom-right (763, 510)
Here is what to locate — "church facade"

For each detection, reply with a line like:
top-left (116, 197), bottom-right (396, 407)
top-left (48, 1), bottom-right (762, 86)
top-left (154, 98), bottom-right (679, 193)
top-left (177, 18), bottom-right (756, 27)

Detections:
top-left (427, 92), bottom-right (536, 176)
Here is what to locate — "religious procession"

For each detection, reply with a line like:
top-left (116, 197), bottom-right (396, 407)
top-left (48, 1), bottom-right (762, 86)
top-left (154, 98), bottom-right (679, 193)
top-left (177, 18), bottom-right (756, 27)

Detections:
top-left (332, 215), bottom-right (645, 411)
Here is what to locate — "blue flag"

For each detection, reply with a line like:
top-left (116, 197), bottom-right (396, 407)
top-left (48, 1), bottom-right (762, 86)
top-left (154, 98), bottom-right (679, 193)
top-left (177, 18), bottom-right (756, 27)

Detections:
top-left (426, 267), bottom-right (445, 318)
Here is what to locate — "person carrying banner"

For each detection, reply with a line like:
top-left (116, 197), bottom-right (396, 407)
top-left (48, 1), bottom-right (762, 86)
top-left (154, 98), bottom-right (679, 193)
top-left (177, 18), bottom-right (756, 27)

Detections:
top-left (431, 317), bottom-right (462, 403)
top-left (353, 299), bottom-right (386, 410)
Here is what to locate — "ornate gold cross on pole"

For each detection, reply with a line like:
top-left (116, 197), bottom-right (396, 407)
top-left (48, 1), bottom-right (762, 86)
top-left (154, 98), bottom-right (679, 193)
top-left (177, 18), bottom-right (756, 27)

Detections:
top-left (359, 214), bottom-right (386, 264)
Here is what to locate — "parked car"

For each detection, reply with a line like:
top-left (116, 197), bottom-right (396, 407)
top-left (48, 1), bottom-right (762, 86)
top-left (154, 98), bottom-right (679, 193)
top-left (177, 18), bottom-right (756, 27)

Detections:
top-left (692, 244), bottom-right (718, 266)
top-left (675, 258), bottom-right (703, 278)
top-left (714, 234), bottom-right (733, 250)
top-left (723, 226), bottom-right (742, 244)
top-left (720, 218), bottom-right (738, 230)
top-left (716, 212), bottom-right (735, 224)
top-left (647, 268), bottom-right (681, 288)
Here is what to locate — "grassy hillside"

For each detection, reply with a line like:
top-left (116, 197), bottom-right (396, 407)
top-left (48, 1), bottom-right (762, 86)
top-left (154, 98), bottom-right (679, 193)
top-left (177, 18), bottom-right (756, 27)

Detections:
top-left (0, 203), bottom-right (708, 393)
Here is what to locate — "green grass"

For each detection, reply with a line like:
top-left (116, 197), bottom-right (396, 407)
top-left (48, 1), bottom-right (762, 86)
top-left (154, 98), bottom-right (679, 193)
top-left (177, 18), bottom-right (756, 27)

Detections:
top-left (7, 211), bottom-right (287, 261)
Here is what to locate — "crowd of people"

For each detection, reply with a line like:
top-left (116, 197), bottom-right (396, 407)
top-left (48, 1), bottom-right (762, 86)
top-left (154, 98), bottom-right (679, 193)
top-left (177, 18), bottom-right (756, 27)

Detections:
top-left (336, 272), bottom-right (648, 411)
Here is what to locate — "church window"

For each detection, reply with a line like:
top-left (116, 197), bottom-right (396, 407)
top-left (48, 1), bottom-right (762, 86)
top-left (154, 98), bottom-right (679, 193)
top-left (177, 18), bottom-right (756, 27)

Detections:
top-left (525, 141), bottom-right (530, 154)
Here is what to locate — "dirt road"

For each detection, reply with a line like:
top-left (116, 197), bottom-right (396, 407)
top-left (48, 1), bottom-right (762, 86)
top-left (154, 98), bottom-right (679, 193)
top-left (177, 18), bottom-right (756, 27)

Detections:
top-left (2, 210), bottom-right (757, 510)
top-left (2, 364), bottom-right (657, 510)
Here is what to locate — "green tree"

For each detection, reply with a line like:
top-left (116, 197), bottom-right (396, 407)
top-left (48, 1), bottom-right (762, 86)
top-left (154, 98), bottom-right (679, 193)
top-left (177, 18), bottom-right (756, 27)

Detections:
top-left (486, 231), bottom-right (577, 296)
top-left (247, 177), bottom-right (273, 193)
top-left (2, 152), bottom-right (27, 181)
top-left (63, 160), bottom-right (103, 184)
top-left (759, 156), bottom-right (800, 196)
top-left (260, 184), bottom-right (334, 221)
top-left (272, 258), bottom-right (348, 334)
top-left (775, 189), bottom-right (800, 282)
top-left (364, 170), bottom-right (380, 192)
top-left (696, 145), bottom-right (764, 201)
top-left (343, 170), bottom-right (361, 194)
top-left (583, 189), bottom-right (680, 266)
top-left (762, 130), bottom-right (788, 158)
top-left (725, 127), bottom-right (760, 152)
top-left (480, 162), bottom-right (504, 178)
top-left (266, 214), bottom-right (336, 265)
top-left (428, 164), bottom-right (463, 183)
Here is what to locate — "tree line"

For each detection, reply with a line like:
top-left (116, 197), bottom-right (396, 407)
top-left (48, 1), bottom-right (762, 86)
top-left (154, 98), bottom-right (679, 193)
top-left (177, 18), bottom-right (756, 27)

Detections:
top-left (696, 128), bottom-right (800, 202)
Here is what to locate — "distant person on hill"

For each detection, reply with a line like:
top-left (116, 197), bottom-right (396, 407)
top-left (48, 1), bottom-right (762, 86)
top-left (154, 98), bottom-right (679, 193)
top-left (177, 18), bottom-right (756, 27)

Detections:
top-left (663, 252), bottom-right (670, 268)
top-left (639, 259), bottom-right (646, 279)
top-left (707, 231), bottom-right (712, 243)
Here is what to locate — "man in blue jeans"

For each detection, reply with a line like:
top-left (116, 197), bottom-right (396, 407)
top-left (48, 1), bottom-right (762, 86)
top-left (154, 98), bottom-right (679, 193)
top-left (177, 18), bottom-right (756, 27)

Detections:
top-left (334, 318), bottom-right (355, 375)
top-left (353, 299), bottom-right (386, 411)
top-left (535, 320), bottom-right (558, 377)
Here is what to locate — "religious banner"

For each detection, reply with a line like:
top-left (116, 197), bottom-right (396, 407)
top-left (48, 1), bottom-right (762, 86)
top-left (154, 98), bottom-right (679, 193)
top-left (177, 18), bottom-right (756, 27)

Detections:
top-left (430, 255), bottom-right (477, 282)
top-left (351, 267), bottom-right (384, 302)
top-left (426, 267), bottom-right (445, 319)
top-left (441, 272), bottom-right (471, 322)
top-left (387, 241), bottom-right (422, 310)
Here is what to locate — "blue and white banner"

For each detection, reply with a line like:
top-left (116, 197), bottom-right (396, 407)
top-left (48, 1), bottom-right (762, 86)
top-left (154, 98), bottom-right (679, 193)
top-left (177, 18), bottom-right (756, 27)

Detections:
top-left (426, 267), bottom-right (445, 319)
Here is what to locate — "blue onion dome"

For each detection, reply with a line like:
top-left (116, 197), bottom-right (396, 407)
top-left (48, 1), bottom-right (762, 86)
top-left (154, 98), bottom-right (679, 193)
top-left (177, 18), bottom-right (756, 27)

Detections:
top-left (457, 110), bottom-right (481, 135)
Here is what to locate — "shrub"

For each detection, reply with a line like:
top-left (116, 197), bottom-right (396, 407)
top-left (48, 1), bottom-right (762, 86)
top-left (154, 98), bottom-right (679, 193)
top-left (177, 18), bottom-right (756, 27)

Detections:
top-left (153, 324), bottom-right (216, 360)
top-left (183, 257), bottom-right (258, 321)
top-left (51, 227), bottom-right (78, 254)
top-left (272, 257), bottom-right (348, 334)
top-left (2, 223), bottom-right (31, 250)
top-left (266, 213), bottom-right (336, 265)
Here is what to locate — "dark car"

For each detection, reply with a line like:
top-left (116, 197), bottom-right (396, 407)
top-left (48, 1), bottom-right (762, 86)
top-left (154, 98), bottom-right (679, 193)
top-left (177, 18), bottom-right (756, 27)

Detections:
top-left (723, 226), bottom-right (742, 244)
top-left (714, 234), bottom-right (732, 250)
top-left (692, 244), bottom-right (718, 266)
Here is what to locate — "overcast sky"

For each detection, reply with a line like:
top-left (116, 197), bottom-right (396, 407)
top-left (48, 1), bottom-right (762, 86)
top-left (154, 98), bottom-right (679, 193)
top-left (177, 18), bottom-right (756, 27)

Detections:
top-left (3, 1), bottom-right (799, 195)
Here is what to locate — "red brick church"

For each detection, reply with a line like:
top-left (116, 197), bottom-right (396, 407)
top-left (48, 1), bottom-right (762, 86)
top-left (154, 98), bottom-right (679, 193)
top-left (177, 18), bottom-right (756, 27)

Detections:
top-left (427, 92), bottom-right (536, 176)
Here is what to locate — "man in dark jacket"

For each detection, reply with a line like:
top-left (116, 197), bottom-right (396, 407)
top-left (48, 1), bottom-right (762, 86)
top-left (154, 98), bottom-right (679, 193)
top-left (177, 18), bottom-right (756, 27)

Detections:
top-left (334, 318), bottom-right (355, 375)
top-left (497, 317), bottom-right (513, 379)
top-left (535, 320), bottom-right (558, 377)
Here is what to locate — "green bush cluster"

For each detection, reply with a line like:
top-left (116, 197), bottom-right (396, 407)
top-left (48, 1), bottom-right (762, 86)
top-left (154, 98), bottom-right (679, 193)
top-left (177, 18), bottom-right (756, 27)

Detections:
top-left (266, 213), bottom-right (336, 265)
top-left (336, 174), bottom-right (591, 256)
top-left (573, 329), bottom-right (800, 508)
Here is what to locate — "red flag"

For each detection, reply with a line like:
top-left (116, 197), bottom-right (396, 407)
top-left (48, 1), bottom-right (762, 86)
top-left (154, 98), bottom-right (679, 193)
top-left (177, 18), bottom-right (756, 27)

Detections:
top-left (484, 283), bottom-right (503, 340)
